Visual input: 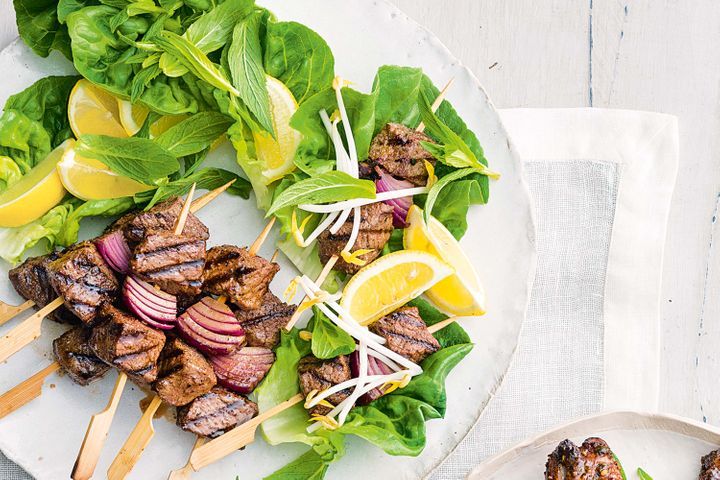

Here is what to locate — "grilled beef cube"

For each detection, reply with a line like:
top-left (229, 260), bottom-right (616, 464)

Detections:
top-left (701, 449), bottom-right (720, 480)
top-left (318, 202), bottom-right (394, 275)
top-left (124, 197), bottom-right (209, 243)
top-left (234, 292), bottom-right (295, 349)
top-left (89, 304), bottom-right (166, 384)
top-left (545, 438), bottom-right (624, 480)
top-left (46, 242), bottom-right (120, 325)
top-left (362, 123), bottom-right (435, 186)
top-left (298, 355), bottom-right (352, 416)
top-left (96, 211), bottom-right (138, 244)
top-left (9, 252), bottom-right (75, 323)
top-left (369, 307), bottom-right (440, 363)
top-left (53, 327), bottom-right (111, 386)
top-left (154, 336), bottom-right (216, 406)
top-left (130, 231), bottom-right (206, 296)
top-left (177, 387), bottom-right (258, 438)
top-left (202, 246), bottom-right (280, 310)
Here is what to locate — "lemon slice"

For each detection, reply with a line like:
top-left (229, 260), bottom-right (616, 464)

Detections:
top-left (68, 79), bottom-right (128, 138)
top-left (57, 141), bottom-right (153, 201)
top-left (252, 75), bottom-right (301, 183)
top-left (118, 99), bottom-right (149, 136)
top-left (0, 141), bottom-right (69, 227)
top-left (339, 250), bottom-right (454, 326)
top-left (404, 205), bottom-right (486, 316)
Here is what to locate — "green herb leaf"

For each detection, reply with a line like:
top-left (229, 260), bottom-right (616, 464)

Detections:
top-left (75, 134), bottom-right (180, 184)
top-left (267, 171), bottom-right (376, 216)
top-left (263, 449), bottom-right (329, 480)
top-left (56, 197), bottom-right (136, 246)
top-left (310, 308), bottom-right (356, 359)
top-left (138, 167), bottom-right (250, 209)
top-left (154, 30), bottom-right (239, 96)
top-left (155, 112), bottom-right (233, 157)
top-left (423, 167), bottom-right (478, 226)
top-left (229, 12), bottom-right (274, 135)
top-left (636, 467), bottom-right (652, 480)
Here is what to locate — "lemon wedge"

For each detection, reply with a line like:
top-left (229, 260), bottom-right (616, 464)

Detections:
top-left (252, 75), bottom-right (301, 183)
top-left (68, 79), bottom-right (129, 138)
top-left (404, 205), bottom-right (486, 316)
top-left (0, 141), bottom-right (70, 227)
top-left (339, 250), bottom-right (454, 326)
top-left (57, 141), bottom-right (153, 201)
top-left (118, 99), bottom-right (150, 136)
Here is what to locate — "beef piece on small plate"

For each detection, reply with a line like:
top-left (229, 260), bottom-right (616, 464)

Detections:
top-left (177, 386), bottom-right (258, 438)
top-left (89, 303), bottom-right (166, 383)
top-left (701, 448), bottom-right (720, 480)
top-left (124, 197), bottom-right (209, 243)
top-left (234, 292), bottom-right (295, 349)
top-left (545, 437), bottom-right (624, 480)
top-left (154, 336), bottom-right (217, 406)
top-left (297, 355), bottom-right (352, 416)
top-left (46, 242), bottom-right (120, 325)
top-left (202, 246), bottom-right (279, 310)
top-left (369, 306), bottom-right (440, 364)
top-left (53, 327), bottom-right (111, 385)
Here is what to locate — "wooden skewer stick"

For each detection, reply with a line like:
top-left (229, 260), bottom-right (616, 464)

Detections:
top-left (174, 183), bottom-right (197, 236)
top-left (416, 77), bottom-right (455, 133)
top-left (0, 362), bottom-right (60, 420)
top-left (427, 315), bottom-right (474, 334)
top-left (0, 300), bottom-right (35, 327)
top-left (284, 255), bottom-right (339, 332)
top-left (188, 393), bottom-right (304, 472)
top-left (0, 297), bottom-right (64, 364)
top-left (167, 436), bottom-right (207, 480)
top-left (107, 212), bottom-right (276, 480)
top-left (188, 180), bottom-right (235, 214)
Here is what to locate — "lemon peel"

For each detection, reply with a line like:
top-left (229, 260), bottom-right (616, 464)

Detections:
top-left (340, 248), bottom-right (373, 266)
top-left (299, 330), bottom-right (313, 342)
top-left (424, 160), bottom-right (438, 187)
top-left (304, 390), bottom-right (335, 410)
top-left (291, 210), bottom-right (313, 247)
top-left (309, 414), bottom-right (340, 430)
top-left (284, 276), bottom-right (300, 302)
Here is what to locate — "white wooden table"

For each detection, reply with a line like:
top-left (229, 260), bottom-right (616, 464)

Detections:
top-left (0, 0), bottom-right (717, 431)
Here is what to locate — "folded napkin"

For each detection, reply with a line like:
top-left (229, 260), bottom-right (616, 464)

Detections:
top-left (431, 108), bottom-right (678, 479)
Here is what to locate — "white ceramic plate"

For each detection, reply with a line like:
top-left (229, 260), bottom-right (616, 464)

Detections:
top-left (469, 411), bottom-right (720, 480)
top-left (0, 1), bottom-right (536, 478)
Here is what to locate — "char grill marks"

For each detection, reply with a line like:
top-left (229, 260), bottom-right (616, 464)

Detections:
top-left (545, 438), bottom-right (624, 480)
top-left (53, 327), bottom-right (111, 386)
top-left (701, 449), bottom-right (720, 480)
top-left (369, 306), bottom-right (440, 363)
top-left (317, 202), bottom-right (394, 275)
top-left (9, 252), bottom-right (74, 323)
top-left (89, 303), bottom-right (166, 384)
top-left (130, 231), bottom-right (205, 296)
top-left (234, 292), bottom-right (295, 349)
top-left (123, 197), bottom-right (209, 243)
top-left (46, 242), bottom-right (120, 325)
top-left (360, 122), bottom-right (436, 186)
top-left (203, 246), bottom-right (280, 310)
top-left (154, 336), bottom-right (217, 406)
top-left (298, 355), bottom-right (352, 416)
top-left (177, 386), bottom-right (258, 438)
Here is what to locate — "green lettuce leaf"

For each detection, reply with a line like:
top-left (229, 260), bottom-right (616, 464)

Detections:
top-left (0, 156), bottom-right (23, 191)
top-left (0, 202), bottom-right (72, 264)
top-left (310, 308), bottom-right (355, 359)
top-left (262, 449), bottom-right (330, 480)
top-left (13, 0), bottom-right (73, 60)
top-left (55, 197), bottom-right (136, 247)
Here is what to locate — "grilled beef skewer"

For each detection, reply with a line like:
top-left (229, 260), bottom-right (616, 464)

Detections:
top-left (177, 386), bottom-right (258, 438)
top-left (234, 292), bottom-right (295, 349)
top-left (369, 306), bottom-right (440, 364)
top-left (545, 437), bottom-right (624, 480)
top-left (54, 327), bottom-right (111, 386)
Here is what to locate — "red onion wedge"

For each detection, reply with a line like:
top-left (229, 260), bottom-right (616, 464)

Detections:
top-left (95, 230), bottom-right (131, 273)
top-left (177, 297), bottom-right (245, 356)
top-left (123, 276), bottom-right (177, 330)
top-left (210, 347), bottom-right (275, 394)
top-left (374, 167), bottom-right (414, 228)
top-left (351, 350), bottom-right (394, 405)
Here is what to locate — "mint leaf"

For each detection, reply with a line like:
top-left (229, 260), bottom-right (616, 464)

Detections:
top-left (155, 112), bottom-right (233, 157)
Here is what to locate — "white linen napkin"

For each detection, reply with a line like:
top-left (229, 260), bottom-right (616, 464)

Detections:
top-left (431, 108), bottom-right (678, 479)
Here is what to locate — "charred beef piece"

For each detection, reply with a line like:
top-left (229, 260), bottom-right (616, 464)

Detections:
top-left (130, 231), bottom-right (206, 296)
top-left (701, 449), bottom-right (720, 480)
top-left (123, 197), bottom-right (209, 243)
top-left (9, 252), bottom-right (75, 324)
top-left (89, 304), bottom-right (166, 384)
top-left (317, 202), bottom-right (394, 275)
top-left (46, 242), bottom-right (120, 325)
top-left (361, 123), bottom-right (435, 186)
top-left (96, 211), bottom-right (138, 244)
top-left (234, 292), bottom-right (295, 349)
top-left (177, 387), bottom-right (258, 438)
top-left (298, 355), bottom-right (352, 416)
top-left (545, 438), bottom-right (624, 480)
top-left (369, 306), bottom-right (440, 363)
top-left (202, 246), bottom-right (279, 310)
top-left (154, 336), bottom-right (217, 406)
top-left (53, 327), bottom-right (111, 386)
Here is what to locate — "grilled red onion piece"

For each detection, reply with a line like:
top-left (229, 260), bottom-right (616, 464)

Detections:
top-left (95, 230), bottom-right (131, 273)
top-left (374, 167), bottom-right (415, 228)
top-left (123, 276), bottom-right (177, 330)
top-left (210, 347), bottom-right (275, 394)
top-left (177, 297), bottom-right (246, 355)
top-left (351, 350), bottom-right (394, 405)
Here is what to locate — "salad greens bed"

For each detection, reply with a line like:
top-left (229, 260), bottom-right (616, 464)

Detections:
top-left (7, 0), bottom-right (495, 477)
